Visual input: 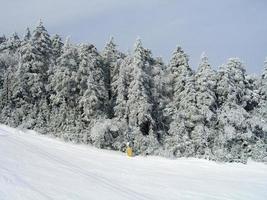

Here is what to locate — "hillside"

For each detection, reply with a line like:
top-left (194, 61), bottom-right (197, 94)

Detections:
top-left (0, 124), bottom-right (267, 200)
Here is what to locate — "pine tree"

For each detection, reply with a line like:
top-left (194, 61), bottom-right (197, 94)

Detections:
top-left (166, 75), bottom-right (204, 157)
top-left (51, 34), bottom-right (64, 65)
top-left (215, 58), bottom-right (265, 162)
top-left (78, 44), bottom-right (109, 143)
top-left (113, 54), bottom-right (132, 120)
top-left (259, 58), bottom-right (267, 120)
top-left (251, 58), bottom-right (267, 161)
top-left (102, 37), bottom-right (125, 118)
top-left (0, 35), bottom-right (6, 45)
top-left (0, 46), bottom-right (19, 124)
top-left (31, 20), bottom-right (52, 78)
top-left (29, 21), bottom-right (52, 130)
top-left (164, 53), bottom-right (217, 159)
top-left (49, 38), bottom-right (80, 140)
top-left (150, 57), bottom-right (168, 141)
top-left (164, 47), bottom-right (193, 128)
top-left (4, 33), bottom-right (21, 54)
top-left (0, 32), bottom-right (21, 124)
top-left (125, 39), bottom-right (159, 155)
top-left (11, 42), bottom-right (41, 127)
top-left (23, 27), bottom-right (31, 41)
top-left (194, 53), bottom-right (217, 158)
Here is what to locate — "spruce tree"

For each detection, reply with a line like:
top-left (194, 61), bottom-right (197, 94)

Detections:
top-left (51, 34), bottom-right (64, 65)
top-left (164, 47), bottom-right (193, 128)
top-left (125, 39), bottom-right (159, 155)
top-left (102, 37), bottom-right (125, 118)
top-left (49, 38), bottom-right (80, 140)
top-left (194, 53), bottom-right (217, 158)
top-left (166, 75), bottom-right (204, 157)
top-left (215, 58), bottom-right (265, 162)
top-left (150, 57), bottom-right (168, 141)
top-left (113, 54), bottom-right (132, 121)
top-left (79, 44), bottom-right (109, 143)
top-left (23, 27), bottom-right (31, 41)
top-left (0, 35), bottom-right (6, 45)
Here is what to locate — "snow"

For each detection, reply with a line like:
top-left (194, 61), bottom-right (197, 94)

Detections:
top-left (0, 124), bottom-right (267, 200)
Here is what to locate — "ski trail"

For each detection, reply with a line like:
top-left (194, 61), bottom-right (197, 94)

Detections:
top-left (1, 126), bottom-right (267, 200)
top-left (0, 164), bottom-right (53, 200)
top-left (3, 128), bottom-right (152, 200)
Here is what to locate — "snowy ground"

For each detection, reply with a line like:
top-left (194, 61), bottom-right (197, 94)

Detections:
top-left (0, 125), bottom-right (267, 200)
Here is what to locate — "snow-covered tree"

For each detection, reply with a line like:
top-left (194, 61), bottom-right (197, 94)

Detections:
top-left (31, 20), bottom-right (52, 77)
top-left (164, 47), bottom-right (193, 128)
top-left (0, 50), bottom-right (19, 124)
top-left (23, 27), bottom-right (31, 41)
top-left (251, 58), bottom-right (267, 160)
top-left (150, 57), bottom-right (168, 140)
top-left (102, 37), bottom-right (125, 118)
top-left (51, 34), bottom-right (64, 65)
top-left (49, 38), bottom-right (80, 140)
top-left (258, 58), bottom-right (267, 120)
top-left (113, 54), bottom-right (132, 126)
top-left (10, 22), bottom-right (51, 128)
top-left (215, 58), bottom-right (266, 162)
top-left (0, 35), bottom-right (6, 45)
top-left (165, 75), bottom-right (203, 157)
top-left (194, 53), bottom-right (217, 158)
top-left (125, 39), bottom-right (159, 155)
top-left (0, 33), bottom-right (21, 124)
top-left (78, 44), bottom-right (109, 143)
top-left (164, 53), bottom-right (217, 159)
top-left (3, 33), bottom-right (21, 54)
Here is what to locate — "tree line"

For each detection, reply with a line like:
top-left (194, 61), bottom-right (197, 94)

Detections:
top-left (0, 21), bottom-right (266, 163)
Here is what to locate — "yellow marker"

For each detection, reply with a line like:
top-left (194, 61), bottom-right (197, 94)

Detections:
top-left (126, 146), bottom-right (133, 157)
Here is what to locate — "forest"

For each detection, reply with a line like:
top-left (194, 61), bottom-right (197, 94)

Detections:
top-left (0, 21), bottom-right (266, 163)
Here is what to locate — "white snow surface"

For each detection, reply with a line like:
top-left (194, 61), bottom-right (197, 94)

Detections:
top-left (0, 124), bottom-right (267, 200)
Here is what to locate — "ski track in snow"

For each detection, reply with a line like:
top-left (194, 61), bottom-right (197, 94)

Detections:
top-left (4, 134), bottom-right (151, 200)
top-left (0, 125), bottom-right (267, 200)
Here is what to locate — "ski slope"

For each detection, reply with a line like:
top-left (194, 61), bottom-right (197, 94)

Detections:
top-left (0, 124), bottom-right (267, 200)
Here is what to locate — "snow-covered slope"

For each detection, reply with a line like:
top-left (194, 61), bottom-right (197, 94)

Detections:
top-left (0, 125), bottom-right (267, 200)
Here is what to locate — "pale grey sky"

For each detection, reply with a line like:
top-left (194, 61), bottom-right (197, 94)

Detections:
top-left (1, 0), bottom-right (267, 74)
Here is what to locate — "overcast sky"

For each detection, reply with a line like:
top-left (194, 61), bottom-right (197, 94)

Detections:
top-left (1, 0), bottom-right (267, 74)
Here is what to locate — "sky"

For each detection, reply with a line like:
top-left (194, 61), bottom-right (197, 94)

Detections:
top-left (0, 0), bottom-right (267, 74)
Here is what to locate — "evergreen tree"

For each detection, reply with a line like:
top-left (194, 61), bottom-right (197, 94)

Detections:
top-left (79, 44), bottom-right (108, 119)
top-left (0, 48), bottom-right (19, 124)
top-left (258, 58), bottom-right (267, 120)
top-left (23, 27), bottom-right (31, 41)
top-left (4, 33), bottom-right (21, 53)
top-left (113, 54), bottom-right (132, 120)
top-left (0, 35), bottom-right (6, 45)
top-left (251, 58), bottom-right (267, 161)
top-left (164, 47), bottom-right (193, 128)
top-left (194, 53), bottom-right (217, 158)
top-left (102, 37), bottom-right (125, 118)
top-left (11, 42), bottom-right (41, 127)
top-left (3, 20), bottom-right (51, 128)
top-left (150, 57), bottom-right (168, 141)
top-left (215, 58), bottom-right (265, 162)
top-left (164, 53), bottom-right (217, 159)
top-left (49, 38), bottom-right (80, 140)
top-left (31, 20), bottom-right (52, 78)
top-left (125, 39), bottom-right (159, 155)
top-left (51, 34), bottom-right (64, 65)
top-left (166, 75), bottom-right (203, 157)
top-left (78, 44), bottom-right (109, 143)
top-left (77, 43), bottom-right (109, 143)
